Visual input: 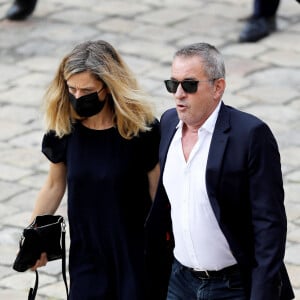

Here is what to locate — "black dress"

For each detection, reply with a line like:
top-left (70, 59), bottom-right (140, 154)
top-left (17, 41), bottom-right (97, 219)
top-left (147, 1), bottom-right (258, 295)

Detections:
top-left (41, 120), bottom-right (159, 300)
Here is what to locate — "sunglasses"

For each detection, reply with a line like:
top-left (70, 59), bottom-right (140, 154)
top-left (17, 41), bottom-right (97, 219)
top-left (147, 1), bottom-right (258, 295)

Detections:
top-left (164, 79), bottom-right (215, 94)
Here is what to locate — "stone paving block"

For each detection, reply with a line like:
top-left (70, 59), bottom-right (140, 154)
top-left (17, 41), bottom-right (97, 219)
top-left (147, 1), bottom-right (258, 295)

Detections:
top-left (290, 22), bottom-right (300, 32)
top-left (128, 23), bottom-right (189, 43)
top-left (292, 288), bottom-right (300, 300)
top-left (0, 180), bottom-right (27, 202)
top-left (0, 22), bottom-right (36, 50)
top-left (5, 189), bottom-right (39, 213)
top-left (223, 93), bottom-right (254, 109)
top-left (0, 163), bottom-right (33, 182)
top-left (0, 147), bottom-right (45, 169)
top-left (285, 244), bottom-right (300, 265)
top-left (175, 36), bottom-right (225, 51)
top-left (222, 43), bottom-right (267, 59)
top-left (244, 104), bottom-right (299, 125)
top-left (285, 183), bottom-right (300, 204)
top-left (286, 202), bottom-right (300, 222)
top-left (1, 86), bottom-right (44, 107)
top-left (120, 40), bottom-right (175, 63)
top-left (225, 56), bottom-right (269, 79)
top-left (174, 14), bottom-right (240, 40)
top-left (18, 56), bottom-right (62, 73)
top-left (49, 0), bottom-right (99, 8)
top-left (8, 129), bottom-right (44, 148)
top-left (286, 171), bottom-right (300, 183)
top-left (0, 104), bottom-right (40, 125)
top-left (39, 277), bottom-right (70, 300)
top-left (1, 211), bottom-right (32, 228)
top-left (0, 289), bottom-right (43, 300)
top-left (223, 76), bottom-right (249, 95)
top-left (262, 32), bottom-right (300, 53)
top-left (49, 8), bottom-right (105, 25)
top-left (0, 271), bottom-right (56, 292)
top-left (15, 39), bottom-right (62, 58)
top-left (38, 280), bottom-right (68, 300)
top-left (237, 86), bottom-right (299, 104)
top-left (259, 49), bottom-right (300, 67)
top-left (281, 147), bottom-right (300, 168)
top-left (0, 226), bottom-right (21, 247)
top-left (0, 244), bottom-right (20, 266)
top-left (97, 17), bottom-right (140, 35)
top-left (286, 264), bottom-right (300, 288)
top-left (28, 23), bottom-right (100, 46)
top-left (40, 260), bottom-right (69, 277)
top-left (246, 67), bottom-right (300, 87)
top-left (0, 265), bottom-right (15, 279)
top-left (12, 72), bottom-right (52, 90)
top-left (288, 228), bottom-right (300, 244)
top-left (142, 64), bottom-right (174, 82)
top-left (0, 64), bottom-right (28, 86)
top-left (290, 98), bottom-right (300, 109)
top-left (137, 6), bottom-right (198, 26)
top-left (93, 1), bottom-right (151, 17)
top-left (0, 204), bottom-right (19, 219)
top-left (277, 129), bottom-right (300, 148)
top-left (19, 172), bottom-right (47, 189)
top-left (203, 2), bottom-right (248, 20)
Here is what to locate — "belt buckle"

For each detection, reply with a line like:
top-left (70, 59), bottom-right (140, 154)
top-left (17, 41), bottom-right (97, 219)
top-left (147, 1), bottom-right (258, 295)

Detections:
top-left (204, 270), bottom-right (210, 278)
top-left (192, 268), bottom-right (210, 279)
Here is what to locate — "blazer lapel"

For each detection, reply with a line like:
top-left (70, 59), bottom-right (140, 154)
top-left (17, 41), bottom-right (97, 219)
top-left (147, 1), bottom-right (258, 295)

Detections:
top-left (159, 109), bottom-right (179, 173)
top-left (206, 103), bottom-right (230, 220)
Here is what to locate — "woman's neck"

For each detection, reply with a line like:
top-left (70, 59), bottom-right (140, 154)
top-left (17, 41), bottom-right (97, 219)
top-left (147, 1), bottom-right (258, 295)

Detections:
top-left (82, 107), bottom-right (115, 130)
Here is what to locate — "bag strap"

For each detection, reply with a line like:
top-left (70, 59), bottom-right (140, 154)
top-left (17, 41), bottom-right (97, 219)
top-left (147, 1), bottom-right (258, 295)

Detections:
top-left (27, 270), bottom-right (38, 300)
top-left (61, 222), bottom-right (69, 297)
top-left (27, 220), bottom-right (69, 300)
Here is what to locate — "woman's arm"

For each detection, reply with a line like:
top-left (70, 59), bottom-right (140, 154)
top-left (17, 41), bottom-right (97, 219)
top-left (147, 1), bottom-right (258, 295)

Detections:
top-left (30, 161), bottom-right (67, 270)
top-left (30, 161), bottom-right (67, 221)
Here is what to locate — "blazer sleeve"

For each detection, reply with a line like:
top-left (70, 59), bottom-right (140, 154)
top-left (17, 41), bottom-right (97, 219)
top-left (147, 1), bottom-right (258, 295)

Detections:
top-left (248, 122), bottom-right (287, 300)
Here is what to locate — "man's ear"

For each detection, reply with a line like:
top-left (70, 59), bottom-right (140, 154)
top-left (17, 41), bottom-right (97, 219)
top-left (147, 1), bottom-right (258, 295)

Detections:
top-left (214, 78), bottom-right (226, 100)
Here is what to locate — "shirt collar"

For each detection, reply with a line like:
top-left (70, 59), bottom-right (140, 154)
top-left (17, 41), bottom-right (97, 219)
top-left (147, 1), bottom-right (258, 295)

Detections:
top-left (175, 101), bottom-right (222, 136)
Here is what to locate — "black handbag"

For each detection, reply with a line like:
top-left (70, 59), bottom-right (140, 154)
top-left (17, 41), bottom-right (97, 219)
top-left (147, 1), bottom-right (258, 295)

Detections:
top-left (12, 215), bottom-right (69, 300)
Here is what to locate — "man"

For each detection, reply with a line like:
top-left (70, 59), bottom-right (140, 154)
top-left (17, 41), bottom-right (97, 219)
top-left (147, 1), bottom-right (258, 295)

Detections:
top-left (6, 0), bottom-right (37, 21)
top-left (239, 0), bottom-right (280, 42)
top-left (145, 43), bottom-right (294, 300)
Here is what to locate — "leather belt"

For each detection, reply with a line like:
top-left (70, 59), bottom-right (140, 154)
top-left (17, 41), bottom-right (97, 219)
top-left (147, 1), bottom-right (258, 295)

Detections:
top-left (186, 264), bottom-right (240, 279)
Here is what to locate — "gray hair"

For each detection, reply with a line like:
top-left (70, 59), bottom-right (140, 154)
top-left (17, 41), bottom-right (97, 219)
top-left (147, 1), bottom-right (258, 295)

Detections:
top-left (174, 43), bottom-right (225, 79)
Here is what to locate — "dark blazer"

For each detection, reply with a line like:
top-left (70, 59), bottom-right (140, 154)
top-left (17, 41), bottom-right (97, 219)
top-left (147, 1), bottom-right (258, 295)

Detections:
top-left (145, 102), bottom-right (294, 300)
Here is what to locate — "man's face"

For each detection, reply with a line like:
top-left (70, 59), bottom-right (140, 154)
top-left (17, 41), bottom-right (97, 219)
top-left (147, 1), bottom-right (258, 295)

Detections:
top-left (170, 55), bottom-right (224, 129)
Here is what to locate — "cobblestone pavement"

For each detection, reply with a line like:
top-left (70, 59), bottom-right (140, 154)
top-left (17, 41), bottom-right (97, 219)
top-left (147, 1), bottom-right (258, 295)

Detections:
top-left (0, 0), bottom-right (299, 299)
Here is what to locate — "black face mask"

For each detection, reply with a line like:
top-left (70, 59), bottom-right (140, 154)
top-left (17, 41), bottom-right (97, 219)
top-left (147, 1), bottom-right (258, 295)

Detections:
top-left (69, 91), bottom-right (106, 117)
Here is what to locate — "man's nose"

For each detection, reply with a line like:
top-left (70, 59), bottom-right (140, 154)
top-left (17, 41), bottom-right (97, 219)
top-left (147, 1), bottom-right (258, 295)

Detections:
top-left (175, 83), bottom-right (186, 98)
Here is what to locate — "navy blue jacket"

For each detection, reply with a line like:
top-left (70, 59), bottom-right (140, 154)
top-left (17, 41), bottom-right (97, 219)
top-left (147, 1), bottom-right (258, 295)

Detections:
top-left (145, 102), bottom-right (294, 300)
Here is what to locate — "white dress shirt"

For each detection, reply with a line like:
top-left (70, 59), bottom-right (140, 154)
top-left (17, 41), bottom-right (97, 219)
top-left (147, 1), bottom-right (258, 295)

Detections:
top-left (163, 102), bottom-right (237, 271)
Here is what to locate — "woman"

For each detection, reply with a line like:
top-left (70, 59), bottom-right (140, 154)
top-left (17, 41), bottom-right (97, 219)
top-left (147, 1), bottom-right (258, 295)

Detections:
top-left (30, 40), bottom-right (160, 299)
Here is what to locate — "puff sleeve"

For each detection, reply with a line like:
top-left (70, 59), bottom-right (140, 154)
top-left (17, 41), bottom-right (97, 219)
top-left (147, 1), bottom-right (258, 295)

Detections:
top-left (41, 131), bottom-right (67, 163)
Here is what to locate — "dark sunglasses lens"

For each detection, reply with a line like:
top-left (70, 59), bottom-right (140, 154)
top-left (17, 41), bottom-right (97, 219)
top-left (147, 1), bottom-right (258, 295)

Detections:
top-left (164, 80), bottom-right (179, 93)
top-left (181, 81), bottom-right (198, 93)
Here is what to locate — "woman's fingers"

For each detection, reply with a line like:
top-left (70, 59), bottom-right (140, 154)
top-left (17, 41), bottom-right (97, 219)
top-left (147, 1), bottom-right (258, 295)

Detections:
top-left (30, 252), bottom-right (48, 270)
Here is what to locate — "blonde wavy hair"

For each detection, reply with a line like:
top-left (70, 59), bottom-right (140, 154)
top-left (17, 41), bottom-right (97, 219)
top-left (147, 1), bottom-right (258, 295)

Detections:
top-left (43, 40), bottom-right (155, 139)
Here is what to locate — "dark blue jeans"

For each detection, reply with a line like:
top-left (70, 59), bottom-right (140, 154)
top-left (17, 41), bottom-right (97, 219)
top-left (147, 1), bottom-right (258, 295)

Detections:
top-left (167, 259), bottom-right (247, 300)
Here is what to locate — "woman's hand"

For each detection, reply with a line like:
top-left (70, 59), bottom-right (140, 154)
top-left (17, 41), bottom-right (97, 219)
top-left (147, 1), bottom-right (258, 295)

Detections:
top-left (30, 252), bottom-right (48, 270)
